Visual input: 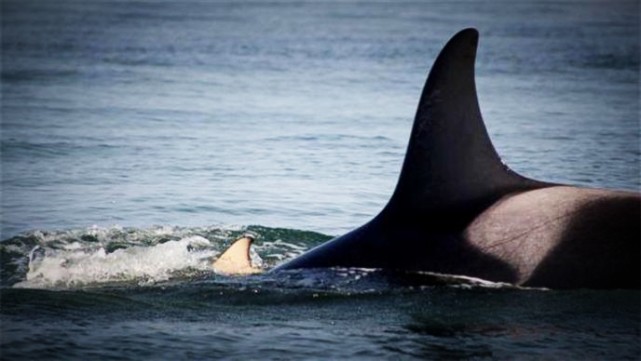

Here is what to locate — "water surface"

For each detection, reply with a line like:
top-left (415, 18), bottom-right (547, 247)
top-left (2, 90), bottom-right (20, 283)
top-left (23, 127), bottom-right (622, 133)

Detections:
top-left (1, 0), bottom-right (639, 359)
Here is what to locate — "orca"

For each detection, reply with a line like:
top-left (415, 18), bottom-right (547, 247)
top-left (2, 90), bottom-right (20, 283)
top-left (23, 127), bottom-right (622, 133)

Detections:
top-left (273, 28), bottom-right (640, 289)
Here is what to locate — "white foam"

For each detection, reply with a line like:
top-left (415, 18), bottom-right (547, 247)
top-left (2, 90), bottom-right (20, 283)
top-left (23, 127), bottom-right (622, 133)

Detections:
top-left (15, 236), bottom-right (218, 289)
top-left (256, 239), bottom-right (307, 263)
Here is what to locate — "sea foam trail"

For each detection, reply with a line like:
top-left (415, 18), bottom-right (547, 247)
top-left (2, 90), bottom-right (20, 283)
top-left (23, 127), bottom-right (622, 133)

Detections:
top-left (16, 236), bottom-right (218, 288)
top-left (4, 225), bottom-right (531, 291)
top-left (2, 225), bottom-right (320, 289)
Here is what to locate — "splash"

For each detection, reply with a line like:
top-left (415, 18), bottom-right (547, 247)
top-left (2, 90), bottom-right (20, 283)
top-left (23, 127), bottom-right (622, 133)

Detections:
top-left (1, 225), bottom-right (529, 291)
top-left (16, 236), bottom-right (216, 288)
top-left (1, 225), bottom-right (325, 289)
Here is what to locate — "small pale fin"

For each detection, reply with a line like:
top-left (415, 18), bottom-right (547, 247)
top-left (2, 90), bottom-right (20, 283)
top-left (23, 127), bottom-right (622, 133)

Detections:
top-left (213, 236), bottom-right (261, 275)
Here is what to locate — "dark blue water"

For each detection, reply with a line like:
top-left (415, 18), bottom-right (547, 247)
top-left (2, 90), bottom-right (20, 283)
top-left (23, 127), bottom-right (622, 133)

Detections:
top-left (1, 0), bottom-right (639, 359)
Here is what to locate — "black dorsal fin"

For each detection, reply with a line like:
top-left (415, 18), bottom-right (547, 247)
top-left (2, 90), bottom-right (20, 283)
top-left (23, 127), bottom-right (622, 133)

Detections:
top-left (272, 29), bottom-right (552, 272)
top-left (386, 28), bottom-right (543, 215)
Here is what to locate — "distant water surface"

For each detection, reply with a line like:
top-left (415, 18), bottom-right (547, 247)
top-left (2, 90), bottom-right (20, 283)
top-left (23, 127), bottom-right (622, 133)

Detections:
top-left (1, 0), bottom-right (639, 360)
top-left (2, 0), bottom-right (639, 238)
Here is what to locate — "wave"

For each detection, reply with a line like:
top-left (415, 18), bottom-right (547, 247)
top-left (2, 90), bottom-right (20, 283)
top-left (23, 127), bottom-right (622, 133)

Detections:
top-left (0, 225), bottom-right (328, 289)
top-left (1, 225), bottom-right (536, 292)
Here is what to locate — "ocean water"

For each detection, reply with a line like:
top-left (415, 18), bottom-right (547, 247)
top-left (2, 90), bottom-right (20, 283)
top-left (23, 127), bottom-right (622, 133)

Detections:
top-left (1, 0), bottom-right (640, 360)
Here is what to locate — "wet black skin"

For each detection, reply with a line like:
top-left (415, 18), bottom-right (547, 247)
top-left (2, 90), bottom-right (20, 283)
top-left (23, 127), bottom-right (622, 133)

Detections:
top-left (273, 29), bottom-right (640, 289)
